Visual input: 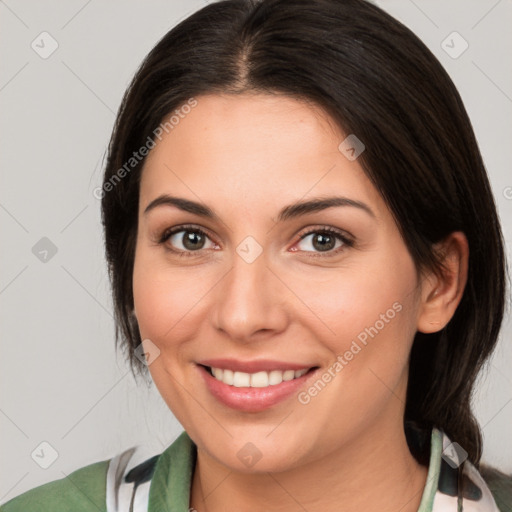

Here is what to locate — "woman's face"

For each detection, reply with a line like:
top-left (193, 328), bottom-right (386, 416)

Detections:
top-left (133, 93), bottom-right (424, 472)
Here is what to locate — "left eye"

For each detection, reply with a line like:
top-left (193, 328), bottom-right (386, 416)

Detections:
top-left (293, 228), bottom-right (351, 254)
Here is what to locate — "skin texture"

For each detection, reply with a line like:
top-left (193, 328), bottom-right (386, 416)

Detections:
top-left (132, 93), bottom-right (468, 512)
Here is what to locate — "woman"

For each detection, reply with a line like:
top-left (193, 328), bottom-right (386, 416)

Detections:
top-left (2, 0), bottom-right (510, 510)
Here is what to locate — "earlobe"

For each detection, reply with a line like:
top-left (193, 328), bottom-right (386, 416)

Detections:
top-left (416, 232), bottom-right (469, 334)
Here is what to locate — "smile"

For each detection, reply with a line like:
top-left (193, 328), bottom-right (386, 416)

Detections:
top-left (208, 367), bottom-right (310, 388)
top-left (197, 361), bottom-right (319, 412)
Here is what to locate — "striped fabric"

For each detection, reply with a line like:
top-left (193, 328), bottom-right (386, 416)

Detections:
top-left (106, 446), bottom-right (158, 512)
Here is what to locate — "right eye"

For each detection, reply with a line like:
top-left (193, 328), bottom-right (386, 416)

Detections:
top-left (159, 224), bottom-right (218, 256)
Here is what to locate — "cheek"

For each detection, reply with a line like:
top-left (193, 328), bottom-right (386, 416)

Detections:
top-left (294, 255), bottom-right (416, 356)
top-left (133, 270), bottom-right (173, 340)
top-left (296, 273), bottom-right (417, 444)
top-left (297, 248), bottom-right (419, 413)
top-left (132, 248), bottom-right (209, 343)
top-left (132, 253), bottom-right (200, 418)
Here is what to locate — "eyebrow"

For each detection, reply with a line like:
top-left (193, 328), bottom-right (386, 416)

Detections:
top-left (143, 194), bottom-right (375, 222)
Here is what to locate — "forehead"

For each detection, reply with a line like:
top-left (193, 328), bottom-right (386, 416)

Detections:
top-left (139, 93), bottom-right (385, 218)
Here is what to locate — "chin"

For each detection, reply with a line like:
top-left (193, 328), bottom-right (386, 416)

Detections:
top-left (197, 432), bottom-right (314, 474)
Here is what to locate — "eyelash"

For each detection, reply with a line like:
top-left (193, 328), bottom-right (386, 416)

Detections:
top-left (157, 224), bottom-right (354, 258)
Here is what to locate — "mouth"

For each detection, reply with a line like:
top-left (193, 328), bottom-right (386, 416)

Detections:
top-left (202, 365), bottom-right (313, 388)
top-left (196, 360), bottom-right (319, 412)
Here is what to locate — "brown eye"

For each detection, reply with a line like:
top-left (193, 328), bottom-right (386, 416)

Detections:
top-left (174, 230), bottom-right (207, 251)
top-left (294, 227), bottom-right (353, 256)
top-left (159, 225), bottom-right (216, 255)
top-left (303, 232), bottom-right (337, 252)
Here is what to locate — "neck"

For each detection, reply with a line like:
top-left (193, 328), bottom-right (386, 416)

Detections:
top-left (190, 417), bottom-right (428, 512)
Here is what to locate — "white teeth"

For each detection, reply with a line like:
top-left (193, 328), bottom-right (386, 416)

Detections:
top-left (282, 370), bottom-right (295, 381)
top-left (212, 367), bottom-right (223, 380)
top-left (209, 367), bottom-right (310, 387)
top-left (223, 369), bottom-right (234, 385)
top-left (233, 371), bottom-right (250, 387)
top-left (250, 371), bottom-right (269, 387)
top-left (268, 370), bottom-right (284, 385)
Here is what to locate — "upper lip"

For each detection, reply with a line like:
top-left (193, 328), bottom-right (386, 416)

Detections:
top-left (198, 358), bottom-right (316, 373)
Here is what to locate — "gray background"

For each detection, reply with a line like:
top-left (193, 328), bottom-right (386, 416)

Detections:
top-left (1, 0), bottom-right (511, 503)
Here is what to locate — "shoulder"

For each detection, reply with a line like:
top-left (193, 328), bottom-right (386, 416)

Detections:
top-left (0, 459), bottom-right (110, 512)
top-left (0, 434), bottom-right (192, 512)
top-left (480, 465), bottom-right (512, 512)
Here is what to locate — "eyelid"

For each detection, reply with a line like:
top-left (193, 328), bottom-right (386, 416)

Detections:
top-left (158, 223), bottom-right (216, 245)
top-left (297, 225), bottom-right (354, 243)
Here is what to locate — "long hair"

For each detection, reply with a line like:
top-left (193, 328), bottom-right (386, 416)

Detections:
top-left (101, 0), bottom-right (507, 466)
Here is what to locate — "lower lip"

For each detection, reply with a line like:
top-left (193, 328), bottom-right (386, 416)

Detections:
top-left (198, 365), bottom-right (316, 412)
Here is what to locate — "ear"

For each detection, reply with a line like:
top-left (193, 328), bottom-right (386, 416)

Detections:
top-left (417, 231), bottom-right (469, 334)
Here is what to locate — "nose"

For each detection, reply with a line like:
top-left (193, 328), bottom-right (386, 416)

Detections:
top-left (211, 244), bottom-right (289, 344)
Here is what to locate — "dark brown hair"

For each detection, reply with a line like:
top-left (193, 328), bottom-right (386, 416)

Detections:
top-left (101, 0), bottom-right (507, 466)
